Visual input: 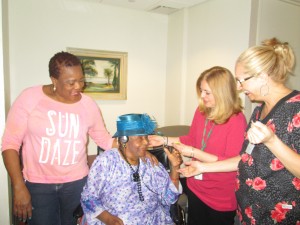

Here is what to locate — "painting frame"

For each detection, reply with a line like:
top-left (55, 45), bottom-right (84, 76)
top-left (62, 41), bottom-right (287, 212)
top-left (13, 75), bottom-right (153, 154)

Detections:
top-left (67, 47), bottom-right (128, 100)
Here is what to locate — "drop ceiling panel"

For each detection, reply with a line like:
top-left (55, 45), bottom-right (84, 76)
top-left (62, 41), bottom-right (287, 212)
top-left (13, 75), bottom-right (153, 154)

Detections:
top-left (86, 0), bottom-right (208, 13)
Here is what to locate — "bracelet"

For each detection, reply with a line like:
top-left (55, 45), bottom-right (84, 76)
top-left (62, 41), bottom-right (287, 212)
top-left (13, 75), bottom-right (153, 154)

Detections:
top-left (170, 178), bottom-right (179, 183)
top-left (190, 147), bottom-right (194, 158)
top-left (162, 136), bottom-right (168, 146)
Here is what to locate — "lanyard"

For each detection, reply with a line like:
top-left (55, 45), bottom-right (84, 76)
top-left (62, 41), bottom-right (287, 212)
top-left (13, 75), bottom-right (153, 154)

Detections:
top-left (201, 119), bottom-right (215, 151)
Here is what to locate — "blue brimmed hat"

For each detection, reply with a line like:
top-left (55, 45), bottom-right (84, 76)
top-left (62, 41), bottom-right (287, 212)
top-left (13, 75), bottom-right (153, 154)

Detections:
top-left (113, 113), bottom-right (157, 137)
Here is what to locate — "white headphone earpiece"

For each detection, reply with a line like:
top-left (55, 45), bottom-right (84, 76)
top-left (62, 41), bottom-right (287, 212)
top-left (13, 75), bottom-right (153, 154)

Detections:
top-left (119, 136), bottom-right (128, 144)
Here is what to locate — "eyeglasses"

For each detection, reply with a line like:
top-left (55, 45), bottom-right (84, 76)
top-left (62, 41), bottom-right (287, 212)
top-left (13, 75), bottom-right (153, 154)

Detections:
top-left (236, 76), bottom-right (254, 85)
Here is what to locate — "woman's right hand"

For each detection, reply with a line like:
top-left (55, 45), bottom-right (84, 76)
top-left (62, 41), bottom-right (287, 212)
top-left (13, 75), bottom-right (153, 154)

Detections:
top-left (177, 161), bottom-right (203, 177)
top-left (164, 147), bottom-right (182, 168)
top-left (98, 210), bottom-right (124, 225)
top-left (104, 215), bottom-right (124, 225)
top-left (13, 184), bottom-right (32, 222)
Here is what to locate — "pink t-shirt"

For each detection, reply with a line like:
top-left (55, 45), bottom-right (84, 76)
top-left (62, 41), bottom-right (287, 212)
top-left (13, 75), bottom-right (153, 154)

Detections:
top-left (180, 109), bottom-right (247, 211)
top-left (1, 86), bottom-right (114, 183)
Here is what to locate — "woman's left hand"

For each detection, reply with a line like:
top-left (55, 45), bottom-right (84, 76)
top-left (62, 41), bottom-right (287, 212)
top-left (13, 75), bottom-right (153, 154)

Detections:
top-left (164, 147), bottom-right (183, 168)
top-left (177, 161), bottom-right (203, 177)
top-left (247, 121), bottom-right (275, 144)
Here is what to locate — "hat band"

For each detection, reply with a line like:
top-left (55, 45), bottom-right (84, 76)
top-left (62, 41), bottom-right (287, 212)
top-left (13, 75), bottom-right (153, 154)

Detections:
top-left (116, 129), bottom-right (147, 137)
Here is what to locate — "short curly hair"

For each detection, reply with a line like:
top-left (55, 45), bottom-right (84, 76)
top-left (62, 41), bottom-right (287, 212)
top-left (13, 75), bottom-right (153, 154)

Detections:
top-left (48, 51), bottom-right (81, 79)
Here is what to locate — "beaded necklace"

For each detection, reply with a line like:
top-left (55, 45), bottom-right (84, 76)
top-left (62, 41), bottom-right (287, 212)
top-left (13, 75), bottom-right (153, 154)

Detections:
top-left (119, 148), bottom-right (144, 201)
top-left (201, 119), bottom-right (215, 151)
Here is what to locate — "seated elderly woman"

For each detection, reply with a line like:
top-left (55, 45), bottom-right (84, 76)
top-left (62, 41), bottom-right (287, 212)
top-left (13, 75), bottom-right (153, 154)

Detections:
top-left (80, 113), bottom-right (182, 225)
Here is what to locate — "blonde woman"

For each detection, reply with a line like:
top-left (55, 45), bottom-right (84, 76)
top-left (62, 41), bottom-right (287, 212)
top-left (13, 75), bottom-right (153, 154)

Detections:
top-left (149, 66), bottom-right (247, 225)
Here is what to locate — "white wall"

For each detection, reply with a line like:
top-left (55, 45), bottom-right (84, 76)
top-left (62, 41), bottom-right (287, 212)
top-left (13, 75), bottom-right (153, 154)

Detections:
top-left (0, 0), bottom-right (11, 224)
top-left (256, 0), bottom-right (300, 90)
top-left (166, 0), bottom-right (252, 125)
top-left (165, 9), bottom-right (188, 125)
top-left (8, 0), bottom-right (168, 136)
top-left (242, 0), bottom-right (300, 114)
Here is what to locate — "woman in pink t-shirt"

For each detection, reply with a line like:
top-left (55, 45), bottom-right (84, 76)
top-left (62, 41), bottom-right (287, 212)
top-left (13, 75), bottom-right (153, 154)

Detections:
top-left (1, 52), bottom-right (116, 225)
top-left (149, 66), bottom-right (247, 225)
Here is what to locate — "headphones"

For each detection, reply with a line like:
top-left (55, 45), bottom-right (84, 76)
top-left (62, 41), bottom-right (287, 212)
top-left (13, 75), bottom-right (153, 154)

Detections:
top-left (119, 136), bottom-right (129, 144)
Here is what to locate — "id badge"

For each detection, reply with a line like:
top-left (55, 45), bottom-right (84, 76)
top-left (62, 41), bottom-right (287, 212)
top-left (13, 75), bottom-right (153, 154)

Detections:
top-left (194, 174), bottom-right (203, 180)
top-left (245, 143), bottom-right (255, 155)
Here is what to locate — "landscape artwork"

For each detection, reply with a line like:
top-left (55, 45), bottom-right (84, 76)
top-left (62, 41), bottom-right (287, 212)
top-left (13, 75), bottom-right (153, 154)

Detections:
top-left (67, 48), bottom-right (127, 100)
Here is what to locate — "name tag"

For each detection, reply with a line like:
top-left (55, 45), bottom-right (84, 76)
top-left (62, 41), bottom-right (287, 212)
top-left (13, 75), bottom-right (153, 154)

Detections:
top-left (282, 204), bottom-right (293, 209)
top-left (194, 174), bottom-right (203, 180)
top-left (245, 143), bottom-right (255, 154)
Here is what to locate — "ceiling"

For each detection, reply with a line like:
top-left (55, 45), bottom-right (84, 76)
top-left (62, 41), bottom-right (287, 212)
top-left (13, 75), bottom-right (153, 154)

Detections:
top-left (82, 0), bottom-right (300, 15)
top-left (279, 0), bottom-right (300, 6)
top-left (86, 0), bottom-right (208, 14)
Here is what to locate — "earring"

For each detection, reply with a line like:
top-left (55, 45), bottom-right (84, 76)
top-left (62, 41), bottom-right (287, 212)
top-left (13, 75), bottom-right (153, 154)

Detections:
top-left (260, 83), bottom-right (269, 96)
top-left (53, 85), bottom-right (56, 92)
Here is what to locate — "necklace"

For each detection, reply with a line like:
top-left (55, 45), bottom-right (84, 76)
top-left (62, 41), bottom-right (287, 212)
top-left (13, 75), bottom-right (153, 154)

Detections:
top-left (119, 149), bottom-right (144, 201)
top-left (201, 119), bottom-right (215, 151)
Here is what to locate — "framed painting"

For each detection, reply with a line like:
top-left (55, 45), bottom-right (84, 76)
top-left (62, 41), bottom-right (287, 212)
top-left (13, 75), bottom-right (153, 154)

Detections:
top-left (67, 47), bottom-right (128, 100)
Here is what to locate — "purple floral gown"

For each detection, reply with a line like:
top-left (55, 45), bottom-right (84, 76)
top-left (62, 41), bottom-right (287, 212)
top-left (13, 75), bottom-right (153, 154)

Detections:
top-left (81, 148), bottom-right (180, 225)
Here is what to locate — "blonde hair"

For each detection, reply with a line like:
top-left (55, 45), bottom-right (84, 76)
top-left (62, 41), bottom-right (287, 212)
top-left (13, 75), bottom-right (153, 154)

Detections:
top-left (196, 66), bottom-right (243, 124)
top-left (237, 37), bottom-right (295, 83)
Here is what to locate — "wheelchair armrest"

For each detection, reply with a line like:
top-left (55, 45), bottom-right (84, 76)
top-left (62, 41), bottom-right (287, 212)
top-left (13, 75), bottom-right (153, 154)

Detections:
top-left (170, 201), bottom-right (185, 225)
top-left (73, 204), bottom-right (84, 220)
